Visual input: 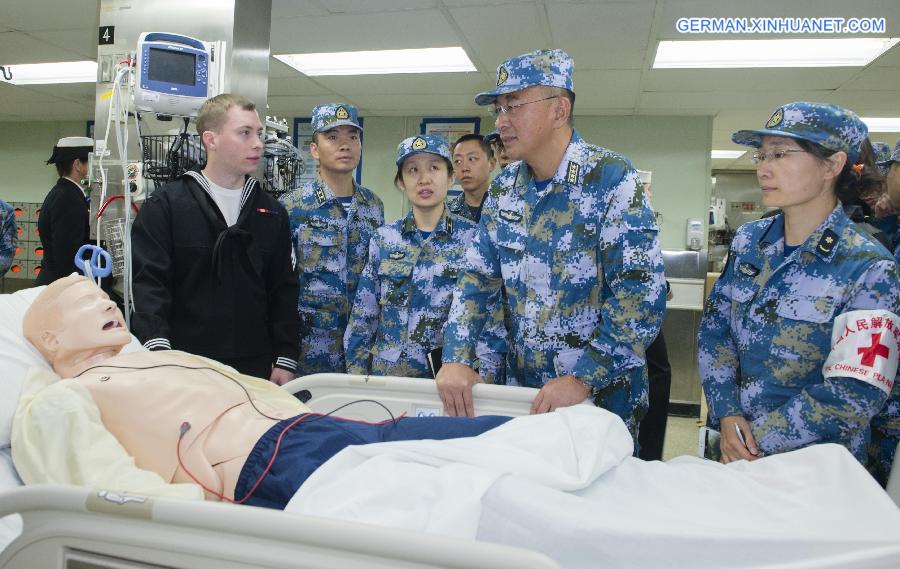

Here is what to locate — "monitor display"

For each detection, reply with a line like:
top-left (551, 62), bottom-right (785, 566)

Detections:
top-left (147, 47), bottom-right (196, 86)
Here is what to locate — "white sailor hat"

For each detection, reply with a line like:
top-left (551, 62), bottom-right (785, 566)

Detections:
top-left (46, 137), bottom-right (94, 164)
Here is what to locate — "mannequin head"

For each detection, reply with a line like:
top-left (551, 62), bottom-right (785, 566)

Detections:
top-left (23, 274), bottom-right (130, 377)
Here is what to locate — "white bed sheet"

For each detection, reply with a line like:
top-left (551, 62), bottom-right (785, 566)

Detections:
top-left (287, 405), bottom-right (900, 569)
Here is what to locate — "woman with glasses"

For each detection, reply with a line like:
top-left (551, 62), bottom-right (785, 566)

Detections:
top-left (699, 102), bottom-right (900, 476)
top-left (344, 135), bottom-right (504, 380)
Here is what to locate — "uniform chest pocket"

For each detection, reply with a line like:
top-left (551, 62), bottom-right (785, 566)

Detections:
top-left (378, 258), bottom-right (414, 305)
top-left (496, 224), bottom-right (525, 284)
top-left (298, 227), bottom-right (340, 271)
top-left (776, 294), bottom-right (837, 323)
top-left (554, 223), bottom-right (598, 286)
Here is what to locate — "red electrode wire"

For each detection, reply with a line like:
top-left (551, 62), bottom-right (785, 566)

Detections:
top-left (175, 411), bottom-right (407, 504)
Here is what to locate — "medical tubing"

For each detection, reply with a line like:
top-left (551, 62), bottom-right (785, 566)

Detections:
top-left (73, 362), bottom-right (404, 424)
top-left (175, 400), bottom-right (406, 504)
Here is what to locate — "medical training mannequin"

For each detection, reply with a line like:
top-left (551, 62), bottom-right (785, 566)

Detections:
top-left (17, 274), bottom-right (507, 509)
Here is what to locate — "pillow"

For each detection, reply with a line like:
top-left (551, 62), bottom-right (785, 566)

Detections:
top-left (0, 286), bottom-right (144, 448)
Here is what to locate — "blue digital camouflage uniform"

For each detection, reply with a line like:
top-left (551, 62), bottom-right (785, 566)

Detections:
top-left (699, 205), bottom-right (900, 464)
top-left (0, 199), bottom-right (17, 277)
top-left (441, 131), bottom-right (666, 435)
top-left (280, 179), bottom-right (384, 375)
top-left (446, 191), bottom-right (483, 223)
top-left (279, 102), bottom-right (383, 376)
top-left (344, 209), bottom-right (504, 381)
top-left (870, 138), bottom-right (900, 484)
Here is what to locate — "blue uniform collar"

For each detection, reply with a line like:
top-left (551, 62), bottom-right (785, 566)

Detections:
top-left (758, 203), bottom-right (848, 262)
top-left (513, 129), bottom-right (587, 191)
top-left (400, 207), bottom-right (454, 237)
top-left (313, 177), bottom-right (366, 206)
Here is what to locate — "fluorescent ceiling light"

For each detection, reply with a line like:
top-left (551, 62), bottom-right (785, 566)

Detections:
top-left (711, 150), bottom-right (745, 159)
top-left (654, 38), bottom-right (899, 68)
top-left (0, 61), bottom-right (97, 85)
top-left (861, 117), bottom-right (900, 132)
top-left (274, 47), bottom-right (476, 76)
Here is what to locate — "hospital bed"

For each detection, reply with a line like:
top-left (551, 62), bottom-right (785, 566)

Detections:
top-left (2, 286), bottom-right (900, 569)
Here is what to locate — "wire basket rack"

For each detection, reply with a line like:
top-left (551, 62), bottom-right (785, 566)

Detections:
top-left (263, 154), bottom-right (304, 197)
top-left (141, 134), bottom-right (205, 191)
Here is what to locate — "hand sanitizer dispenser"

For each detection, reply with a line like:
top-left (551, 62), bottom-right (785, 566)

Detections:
top-left (686, 218), bottom-right (704, 251)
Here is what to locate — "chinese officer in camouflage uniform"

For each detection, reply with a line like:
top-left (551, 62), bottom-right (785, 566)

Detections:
top-left (438, 49), bottom-right (666, 439)
top-left (279, 104), bottom-right (384, 376)
top-left (700, 102), bottom-right (900, 469)
top-left (0, 199), bottom-right (17, 277)
top-left (345, 135), bottom-right (504, 381)
top-left (869, 138), bottom-right (900, 485)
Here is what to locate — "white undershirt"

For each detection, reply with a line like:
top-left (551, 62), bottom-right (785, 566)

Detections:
top-left (204, 175), bottom-right (243, 227)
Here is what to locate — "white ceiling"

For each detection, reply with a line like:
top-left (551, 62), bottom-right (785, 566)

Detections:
top-left (1, 0), bottom-right (899, 170)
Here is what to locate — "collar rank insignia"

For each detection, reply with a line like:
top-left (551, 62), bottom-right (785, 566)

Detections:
top-left (497, 66), bottom-right (509, 86)
top-left (308, 219), bottom-right (326, 230)
top-left (766, 107), bottom-right (784, 129)
top-left (335, 106), bottom-right (349, 120)
top-left (389, 250), bottom-right (406, 260)
top-left (499, 209), bottom-right (523, 223)
top-left (446, 216), bottom-right (453, 234)
top-left (411, 137), bottom-right (427, 151)
top-left (816, 229), bottom-right (838, 255)
top-left (566, 161), bottom-right (580, 185)
top-left (315, 185), bottom-right (327, 204)
top-left (738, 262), bottom-right (760, 277)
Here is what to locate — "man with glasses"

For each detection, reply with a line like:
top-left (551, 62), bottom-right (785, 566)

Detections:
top-left (437, 49), bottom-right (666, 443)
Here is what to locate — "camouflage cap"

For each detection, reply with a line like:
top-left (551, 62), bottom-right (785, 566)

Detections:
top-left (878, 138), bottom-right (900, 166)
top-left (310, 103), bottom-right (363, 134)
top-left (396, 134), bottom-right (450, 166)
top-left (872, 141), bottom-right (892, 175)
top-left (483, 130), bottom-right (500, 145)
top-left (474, 49), bottom-right (574, 106)
top-left (732, 101), bottom-right (868, 163)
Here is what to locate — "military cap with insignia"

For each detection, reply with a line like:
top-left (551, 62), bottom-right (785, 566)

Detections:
top-left (46, 136), bottom-right (94, 164)
top-left (396, 134), bottom-right (451, 166)
top-left (310, 103), bottom-right (363, 134)
top-left (474, 48), bottom-right (575, 106)
top-left (732, 101), bottom-right (868, 163)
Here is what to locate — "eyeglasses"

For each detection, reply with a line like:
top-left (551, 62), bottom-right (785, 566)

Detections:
top-left (490, 95), bottom-right (558, 118)
top-left (749, 149), bottom-right (808, 165)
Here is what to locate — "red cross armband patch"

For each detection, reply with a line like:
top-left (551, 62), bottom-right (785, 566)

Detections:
top-left (822, 310), bottom-right (900, 395)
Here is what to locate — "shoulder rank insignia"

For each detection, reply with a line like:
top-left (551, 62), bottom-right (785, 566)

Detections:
top-left (499, 209), bottom-right (523, 223)
top-left (411, 137), bottom-right (427, 150)
top-left (816, 229), bottom-right (839, 255)
top-left (497, 66), bottom-right (509, 86)
top-left (335, 106), bottom-right (349, 120)
top-left (566, 161), bottom-right (580, 184)
top-left (738, 262), bottom-right (760, 277)
top-left (389, 250), bottom-right (406, 260)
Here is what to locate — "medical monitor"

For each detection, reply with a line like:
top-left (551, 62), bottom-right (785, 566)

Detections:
top-left (135, 32), bottom-right (212, 117)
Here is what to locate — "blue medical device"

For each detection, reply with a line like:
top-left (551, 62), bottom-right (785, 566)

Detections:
top-left (135, 32), bottom-right (214, 117)
top-left (75, 244), bottom-right (113, 285)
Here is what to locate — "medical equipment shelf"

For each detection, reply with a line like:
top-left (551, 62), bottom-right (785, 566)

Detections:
top-left (140, 134), bottom-right (204, 191)
top-left (262, 153), bottom-right (303, 197)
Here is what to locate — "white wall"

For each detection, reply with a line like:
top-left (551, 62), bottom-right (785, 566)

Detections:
top-left (0, 121), bottom-right (87, 203)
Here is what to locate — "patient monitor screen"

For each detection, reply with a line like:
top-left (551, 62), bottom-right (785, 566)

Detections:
top-left (148, 48), bottom-right (196, 86)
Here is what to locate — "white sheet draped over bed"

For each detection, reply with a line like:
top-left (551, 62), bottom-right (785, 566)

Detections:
top-left (286, 406), bottom-right (900, 569)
